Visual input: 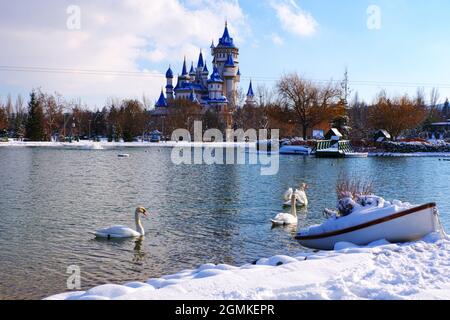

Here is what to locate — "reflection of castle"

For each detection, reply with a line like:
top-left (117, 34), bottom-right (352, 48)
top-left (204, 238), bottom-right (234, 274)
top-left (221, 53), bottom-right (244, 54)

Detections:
top-left (153, 23), bottom-right (256, 129)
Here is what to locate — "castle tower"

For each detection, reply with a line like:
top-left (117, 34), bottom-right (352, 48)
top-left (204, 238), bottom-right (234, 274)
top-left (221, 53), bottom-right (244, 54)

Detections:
top-left (223, 53), bottom-right (237, 105)
top-left (245, 81), bottom-right (256, 106)
top-left (212, 22), bottom-right (239, 107)
top-left (207, 66), bottom-right (224, 101)
top-left (165, 66), bottom-right (174, 101)
top-left (189, 62), bottom-right (196, 81)
top-left (179, 57), bottom-right (190, 86)
top-left (202, 64), bottom-right (209, 86)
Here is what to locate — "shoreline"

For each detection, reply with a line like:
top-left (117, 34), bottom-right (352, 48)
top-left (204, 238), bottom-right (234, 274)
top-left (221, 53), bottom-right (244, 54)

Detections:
top-left (0, 141), bottom-right (255, 149)
top-left (46, 232), bottom-right (450, 300)
top-left (2, 141), bottom-right (450, 158)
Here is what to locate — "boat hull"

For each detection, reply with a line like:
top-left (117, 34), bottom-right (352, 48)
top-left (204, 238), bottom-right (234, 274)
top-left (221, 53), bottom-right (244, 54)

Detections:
top-left (296, 203), bottom-right (439, 250)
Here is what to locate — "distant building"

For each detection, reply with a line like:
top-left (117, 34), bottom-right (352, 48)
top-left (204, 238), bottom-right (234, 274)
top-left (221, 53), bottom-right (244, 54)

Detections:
top-left (325, 128), bottom-right (343, 141)
top-left (374, 129), bottom-right (392, 142)
top-left (152, 23), bottom-right (255, 130)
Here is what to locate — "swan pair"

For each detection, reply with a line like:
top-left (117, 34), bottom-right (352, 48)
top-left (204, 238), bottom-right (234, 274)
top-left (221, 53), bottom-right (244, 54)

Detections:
top-left (93, 207), bottom-right (149, 239)
top-left (272, 193), bottom-right (299, 226)
top-left (283, 183), bottom-right (308, 207)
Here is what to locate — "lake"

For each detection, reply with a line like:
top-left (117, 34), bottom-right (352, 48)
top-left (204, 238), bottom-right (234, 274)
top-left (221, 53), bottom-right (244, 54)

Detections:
top-left (0, 147), bottom-right (449, 299)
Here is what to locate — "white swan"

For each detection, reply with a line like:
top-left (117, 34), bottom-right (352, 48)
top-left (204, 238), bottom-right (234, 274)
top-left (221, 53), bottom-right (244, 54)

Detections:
top-left (272, 194), bottom-right (298, 226)
top-left (283, 183), bottom-right (308, 207)
top-left (94, 207), bottom-right (149, 239)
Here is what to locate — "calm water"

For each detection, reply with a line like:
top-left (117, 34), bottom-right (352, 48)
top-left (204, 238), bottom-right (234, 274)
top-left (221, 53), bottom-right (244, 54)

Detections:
top-left (0, 147), bottom-right (449, 300)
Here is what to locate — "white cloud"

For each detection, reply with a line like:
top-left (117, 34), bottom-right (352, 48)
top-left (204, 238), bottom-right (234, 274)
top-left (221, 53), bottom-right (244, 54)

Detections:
top-left (271, 33), bottom-right (284, 46)
top-left (0, 0), bottom-right (249, 107)
top-left (271, 0), bottom-right (318, 37)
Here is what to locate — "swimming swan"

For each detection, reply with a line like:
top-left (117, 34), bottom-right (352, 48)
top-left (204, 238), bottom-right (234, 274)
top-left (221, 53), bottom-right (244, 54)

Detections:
top-left (94, 207), bottom-right (149, 239)
top-left (283, 183), bottom-right (308, 207)
top-left (272, 194), bottom-right (298, 226)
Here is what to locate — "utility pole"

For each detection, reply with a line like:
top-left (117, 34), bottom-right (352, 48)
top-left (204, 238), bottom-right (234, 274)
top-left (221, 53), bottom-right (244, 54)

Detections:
top-left (342, 68), bottom-right (350, 108)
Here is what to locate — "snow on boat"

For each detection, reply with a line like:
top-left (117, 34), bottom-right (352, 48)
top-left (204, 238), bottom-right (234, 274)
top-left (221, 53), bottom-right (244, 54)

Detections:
top-left (296, 198), bottom-right (442, 250)
top-left (279, 145), bottom-right (312, 155)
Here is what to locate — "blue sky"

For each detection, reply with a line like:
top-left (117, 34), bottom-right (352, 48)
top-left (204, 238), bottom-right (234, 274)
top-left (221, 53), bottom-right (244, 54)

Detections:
top-left (1, 0), bottom-right (449, 108)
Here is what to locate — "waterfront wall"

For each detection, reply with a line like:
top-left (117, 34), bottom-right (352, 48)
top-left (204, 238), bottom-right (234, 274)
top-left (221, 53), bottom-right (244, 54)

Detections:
top-left (380, 141), bottom-right (450, 153)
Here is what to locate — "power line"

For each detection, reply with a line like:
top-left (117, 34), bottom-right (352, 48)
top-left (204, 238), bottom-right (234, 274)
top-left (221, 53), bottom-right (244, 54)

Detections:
top-left (1, 65), bottom-right (450, 89)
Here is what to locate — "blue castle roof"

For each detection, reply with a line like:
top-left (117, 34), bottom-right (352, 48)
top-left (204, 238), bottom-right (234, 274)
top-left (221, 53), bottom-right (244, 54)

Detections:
top-left (197, 51), bottom-right (204, 69)
top-left (181, 58), bottom-right (188, 76)
top-left (218, 22), bottom-right (235, 48)
top-left (225, 53), bottom-right (235, 67)
top-left (208, 66), bottom-right (223, 83)
top-left (247, 81), bottom-right (254, 97)
top-left (189, 62), bottom-right (195, 74)
top-left (165, 66), bottom-right (173, 78)
top-left (155, 90), bottom-right (168, 107)
top-left (203, 63), bottom-right (209, 74)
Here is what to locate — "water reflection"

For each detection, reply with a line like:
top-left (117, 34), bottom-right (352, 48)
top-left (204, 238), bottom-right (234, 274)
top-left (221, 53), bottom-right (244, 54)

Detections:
top-left (132, 238), bottom-right (146, 264)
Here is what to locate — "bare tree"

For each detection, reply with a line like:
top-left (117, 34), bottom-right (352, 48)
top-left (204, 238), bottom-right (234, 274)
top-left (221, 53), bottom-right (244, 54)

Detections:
top-left (368, 91), bottom-right (427, 140)
top-left (277, 73), bottom-right (343, 139)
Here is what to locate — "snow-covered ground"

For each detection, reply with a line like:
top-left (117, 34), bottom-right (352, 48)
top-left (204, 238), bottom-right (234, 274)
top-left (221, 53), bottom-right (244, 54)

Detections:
top-left (47, 232), bottom-right (450, 300)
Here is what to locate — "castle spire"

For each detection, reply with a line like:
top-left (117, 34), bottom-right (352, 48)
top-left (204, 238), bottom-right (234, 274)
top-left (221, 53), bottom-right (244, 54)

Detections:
top-left (219, 21), bottom-right (235, 47)
top-left (181, 56), bottom-right (188, 76)
top-left (247, 80), bottom-right (254, 97)
top-left (155, 89), bottom-right (168, 108)
top-left (197, 50), bottom-right (204, 69)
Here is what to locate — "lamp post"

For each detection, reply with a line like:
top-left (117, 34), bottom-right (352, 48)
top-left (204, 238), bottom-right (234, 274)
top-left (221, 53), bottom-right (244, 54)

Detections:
top-left (88, 119), bottom-right (92, 141)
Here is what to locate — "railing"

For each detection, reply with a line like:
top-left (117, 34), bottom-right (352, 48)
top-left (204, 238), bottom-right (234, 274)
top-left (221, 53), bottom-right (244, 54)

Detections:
top-left (314, 140), bottom-right (354, 153)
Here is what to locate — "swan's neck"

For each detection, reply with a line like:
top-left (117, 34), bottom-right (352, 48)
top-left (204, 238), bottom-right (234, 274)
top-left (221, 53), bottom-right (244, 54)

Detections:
top-left (135, 213), bottom-right (145, 236)
top-left (290, 197), bottom-right (297, 217)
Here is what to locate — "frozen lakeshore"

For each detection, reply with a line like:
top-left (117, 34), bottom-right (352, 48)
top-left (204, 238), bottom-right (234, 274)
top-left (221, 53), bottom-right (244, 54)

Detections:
top-left (0, 140), bottom-right (254, 149)
top-left (2, 141), bottom-right (450, 158)
top-left (47, 233), bottom-right (450, 300)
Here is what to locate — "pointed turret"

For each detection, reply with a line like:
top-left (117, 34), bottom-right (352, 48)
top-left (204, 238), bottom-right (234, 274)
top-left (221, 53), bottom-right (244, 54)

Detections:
top-left (181, 57), bottom-right (188, 76)
top-left (245, 81), bottom-right (256, 106)
top-left (208, 66), bottom-right (223, 83)
top-left (203, 63), bottom-right (209, 75)
top-left (189, 62), bottom-right (196, 79)
top-left (225, 53), bottom-right (235, 67)
top-left (165, 65), bottom-right (174, 79)
top-left (165, 65), bottom-right (174, 100)
top-left (155, 90), bottom-right (168, 108)
top-left (197, 51), bottom-right (205, 69)
top-left (218, 21), bottom-right (235, 47)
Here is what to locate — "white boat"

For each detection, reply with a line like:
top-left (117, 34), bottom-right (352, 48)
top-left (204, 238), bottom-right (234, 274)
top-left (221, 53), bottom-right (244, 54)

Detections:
top-left (296, 203), bottom-right (441, 250)
top-left (344, 152), bottom-right (368, 158)
top-left (279, 145), bottom-right (312, 155)
top-left (118, 154), bottom-right (131, 158)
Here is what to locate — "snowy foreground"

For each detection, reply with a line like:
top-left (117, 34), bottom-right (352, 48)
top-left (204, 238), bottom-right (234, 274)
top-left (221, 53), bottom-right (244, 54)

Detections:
top-left (47, 232), bottom-right (450, 300)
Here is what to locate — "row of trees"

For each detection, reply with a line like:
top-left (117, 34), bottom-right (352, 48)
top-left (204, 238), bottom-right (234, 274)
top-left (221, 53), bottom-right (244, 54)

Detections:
top-left (1, 73), bottom-right (449, 142)
top-left (0, 90), bottom-right (150, 142)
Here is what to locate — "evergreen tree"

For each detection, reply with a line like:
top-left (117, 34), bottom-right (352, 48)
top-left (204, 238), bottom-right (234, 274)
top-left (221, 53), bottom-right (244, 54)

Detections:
top-left (25, 91), bottom-right (45, 141)
top-left (443, 98), bottom-right (449, 119)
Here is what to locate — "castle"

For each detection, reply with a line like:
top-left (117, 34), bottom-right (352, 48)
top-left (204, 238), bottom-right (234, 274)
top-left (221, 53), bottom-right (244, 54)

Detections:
top-left (153, 23), bottom-right (256, 129)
